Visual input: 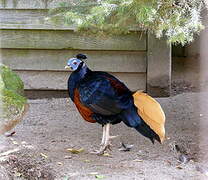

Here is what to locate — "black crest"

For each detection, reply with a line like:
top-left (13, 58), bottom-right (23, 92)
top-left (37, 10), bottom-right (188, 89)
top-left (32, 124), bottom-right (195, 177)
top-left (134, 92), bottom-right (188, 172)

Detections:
top-left (76, 54), bottom-right (87, 60)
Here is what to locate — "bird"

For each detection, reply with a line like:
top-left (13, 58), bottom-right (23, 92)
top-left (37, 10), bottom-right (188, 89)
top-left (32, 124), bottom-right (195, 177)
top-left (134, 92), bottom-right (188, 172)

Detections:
top-left (65, 54), bottom-right (165, 155)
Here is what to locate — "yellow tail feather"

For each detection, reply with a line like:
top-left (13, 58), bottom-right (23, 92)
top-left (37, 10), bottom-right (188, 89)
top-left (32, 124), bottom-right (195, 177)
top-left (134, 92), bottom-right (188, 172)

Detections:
top-left (133, 91), bottom-right (166, 143)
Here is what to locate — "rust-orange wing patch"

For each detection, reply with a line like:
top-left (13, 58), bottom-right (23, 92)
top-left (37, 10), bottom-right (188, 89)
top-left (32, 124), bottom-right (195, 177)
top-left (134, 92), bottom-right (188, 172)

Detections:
top-left (74, 88), bottom-right (96, 123)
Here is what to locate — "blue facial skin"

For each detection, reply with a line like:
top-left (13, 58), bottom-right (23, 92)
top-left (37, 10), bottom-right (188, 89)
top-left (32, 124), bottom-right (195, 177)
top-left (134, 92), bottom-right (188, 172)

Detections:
top-left (66, 58), bottom-right (83, 71)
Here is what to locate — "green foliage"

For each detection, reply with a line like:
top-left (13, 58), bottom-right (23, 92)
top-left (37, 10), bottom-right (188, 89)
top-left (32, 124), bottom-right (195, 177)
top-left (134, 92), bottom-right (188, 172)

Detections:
top-left (49, 0), bottom-right (205, 45)
top-left (0, 64), bottom-right (26, 121)
top-left (0, 64), bottom-right (24, 95)
top-left (1, 89), bottom-right (26, 119)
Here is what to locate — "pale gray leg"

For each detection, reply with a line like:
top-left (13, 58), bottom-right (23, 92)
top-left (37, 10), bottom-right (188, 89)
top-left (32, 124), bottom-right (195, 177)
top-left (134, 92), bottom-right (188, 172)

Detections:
top-left (91, 123), bottom-right (119, 155)
top-left (100, 125), bottom-right (106, 146)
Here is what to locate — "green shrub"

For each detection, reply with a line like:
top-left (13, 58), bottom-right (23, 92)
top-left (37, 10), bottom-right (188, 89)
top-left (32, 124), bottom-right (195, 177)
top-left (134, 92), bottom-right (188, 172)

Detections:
top-left (48, 0), bottom-right (206, 45)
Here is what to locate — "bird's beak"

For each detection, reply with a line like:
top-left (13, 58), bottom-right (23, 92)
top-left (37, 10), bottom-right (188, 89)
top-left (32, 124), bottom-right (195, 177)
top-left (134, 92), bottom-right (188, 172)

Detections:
top-left (65, 65), bottom-right (71, 69)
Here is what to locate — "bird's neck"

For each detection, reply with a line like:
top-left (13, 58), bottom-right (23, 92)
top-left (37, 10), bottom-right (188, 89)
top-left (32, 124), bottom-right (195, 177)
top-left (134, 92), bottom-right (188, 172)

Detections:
top-left (77, 63), bottom-right (90, 79)
top-left (70, 64), bottom-right (91, 87)
top-left (68, 64), bottom-right (91, 101)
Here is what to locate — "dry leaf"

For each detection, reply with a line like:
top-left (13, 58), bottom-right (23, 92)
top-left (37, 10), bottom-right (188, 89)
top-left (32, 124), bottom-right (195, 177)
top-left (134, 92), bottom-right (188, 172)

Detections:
top-left (21, 141), bottom-right (27, 145)
top-left (95, 175), bottom-right (105, 179)
top-left (40, 153), bottom-right (48, 159)
top-left (119, 143), bottom-right (134, 152)
top-left (102, 152), bottom-right (111, 157)
top-left (133, 159), bottom-right (143, 162)
top-left (14, 172), bottom-right (22, 177)
top-left (176, 165), bottom-right (183, 169)
top-left (63, 176), bottom-right (70, 180)
top-left (5, 131), bottom-right (15, 137)
top-left (88, 172), bottom-right (99, 175)
top-left (12, 141), bottom-right (18, 145)
top-left (67, 148), bottom-right (84, 154)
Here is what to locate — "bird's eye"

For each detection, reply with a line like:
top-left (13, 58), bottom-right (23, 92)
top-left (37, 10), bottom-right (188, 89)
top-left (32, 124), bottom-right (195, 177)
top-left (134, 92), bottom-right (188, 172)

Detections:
top-left (73, 62), bottom-right (77, 65)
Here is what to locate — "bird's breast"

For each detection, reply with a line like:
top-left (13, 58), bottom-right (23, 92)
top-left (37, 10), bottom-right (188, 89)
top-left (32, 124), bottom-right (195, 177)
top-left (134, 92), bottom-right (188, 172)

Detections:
top-left (73, 88), bottom-right (96, 123)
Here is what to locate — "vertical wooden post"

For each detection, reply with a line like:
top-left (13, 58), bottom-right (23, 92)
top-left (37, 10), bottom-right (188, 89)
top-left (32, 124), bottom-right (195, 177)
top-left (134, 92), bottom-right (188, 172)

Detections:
top-left (147, 33), bottom-right (171, 97)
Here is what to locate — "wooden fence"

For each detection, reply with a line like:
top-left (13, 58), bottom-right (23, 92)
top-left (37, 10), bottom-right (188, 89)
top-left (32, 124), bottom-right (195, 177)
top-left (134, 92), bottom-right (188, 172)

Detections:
top-left (0, 0), bottom-right (171, 96)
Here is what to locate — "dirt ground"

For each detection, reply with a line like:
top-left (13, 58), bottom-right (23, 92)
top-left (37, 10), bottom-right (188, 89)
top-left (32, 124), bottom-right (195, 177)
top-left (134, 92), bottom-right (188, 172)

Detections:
top-left (0, 91), bottom-right (208, 180)
top-left (1, 58), bottom-right (208, 180)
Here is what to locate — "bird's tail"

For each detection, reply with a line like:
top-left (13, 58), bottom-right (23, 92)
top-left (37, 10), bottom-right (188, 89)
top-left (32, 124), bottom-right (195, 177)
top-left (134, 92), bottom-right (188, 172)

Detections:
top-left (132, 91), bottom-right (166, 143)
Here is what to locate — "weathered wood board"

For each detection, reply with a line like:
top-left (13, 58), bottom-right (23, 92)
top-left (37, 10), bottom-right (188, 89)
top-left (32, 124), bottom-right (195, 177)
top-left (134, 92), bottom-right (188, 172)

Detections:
top-left (1, 49), bottom-right (146, 73)
top-left (147, 33), bottom-right (171, 96)
top-left (0, 9), bottom-right (48, 25)
top-left (0, 0), bottom-right (69, 9)
top-left (0, 29), bottom-right (146, 50)
top-left (0, 9), bottom-right (74, 29)
top-left (15, 70), bottom-right (146, 91)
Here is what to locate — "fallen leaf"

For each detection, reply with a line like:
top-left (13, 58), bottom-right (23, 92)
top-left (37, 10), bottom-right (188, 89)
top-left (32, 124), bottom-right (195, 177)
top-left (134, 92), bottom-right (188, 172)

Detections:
top-left (14, 172), bottom-right (22, 177)
top-left (63, 176), bottom-right (70, 180)
top-left (95, 175), bottom-right (105, 179)
top-left (57, 162), bottom-right (63, 165)
top-left (5, 131), bottom-right (16, 137)
top-left (88, 172), bottom-right (99, 175)
top-left (67, 148), bottom-right (84, 154)
top-left (102, 152), bottom-right (111, 157)
top-left (119, 142), bottom-right (134, 152)
top-left (12, 141), bottom-right (18, 145)
top-left (40, 153), bottom-right (48, 159)
top-left (21, 141), bottom-right (27, 145)
top-left (176, 166), bottom-right (183, 169)
top-left (133, 159), bottom-right (143, 162)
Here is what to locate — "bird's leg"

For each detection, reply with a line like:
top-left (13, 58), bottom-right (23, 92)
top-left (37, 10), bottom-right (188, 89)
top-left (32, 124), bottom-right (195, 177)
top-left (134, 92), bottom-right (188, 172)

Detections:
top-left (91, 123), bottom-right (119, 155)
top-left (100, 125), bottom-right (106, 146)
top-left (90, 125), bottom-right (107, 154)
top-left (97, 123), bottom-right (112, 154)
top-left (105, 124), bottom-right (119, 143)
top-left (103, 123), bottom-right (111, 150)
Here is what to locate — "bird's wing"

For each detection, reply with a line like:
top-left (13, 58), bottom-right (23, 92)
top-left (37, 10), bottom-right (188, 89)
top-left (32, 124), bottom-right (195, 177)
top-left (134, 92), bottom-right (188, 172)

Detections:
top-left (78, 72), bottom-right (132, 116)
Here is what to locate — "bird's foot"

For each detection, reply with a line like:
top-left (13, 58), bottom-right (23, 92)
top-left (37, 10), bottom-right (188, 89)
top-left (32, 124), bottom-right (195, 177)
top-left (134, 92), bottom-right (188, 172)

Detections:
top-left (91, 143), bottom-right (112, 155)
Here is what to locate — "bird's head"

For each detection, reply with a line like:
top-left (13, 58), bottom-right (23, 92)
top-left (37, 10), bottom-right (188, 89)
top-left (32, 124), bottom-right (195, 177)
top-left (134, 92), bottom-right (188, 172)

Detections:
top-left (65, 54), bottom-right (87, 71)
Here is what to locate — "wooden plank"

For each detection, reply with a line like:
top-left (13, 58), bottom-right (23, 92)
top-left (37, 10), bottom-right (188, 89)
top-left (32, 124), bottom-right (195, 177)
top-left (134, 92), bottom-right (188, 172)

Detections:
top-left (15, 70), bottom-right (146, 91)
top-left (0, 24), bottom-right (75, 30)
top-left (0, 29), bottom-right (146, 50)
top-left (0, 9), bottom-right (75, 29)
top-left (147, 33), bottom-right (171, 97)
top-left (0, 0), bottom-right (70, 9)
top-left (1, 49), bottom-right (146, 73)
top-left (0, 9), bottom-right (48, 25)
